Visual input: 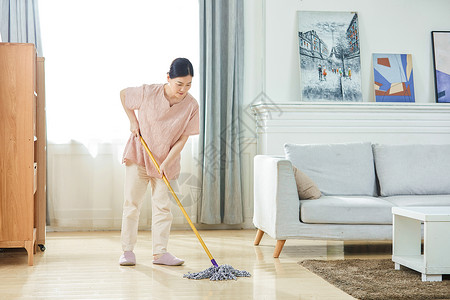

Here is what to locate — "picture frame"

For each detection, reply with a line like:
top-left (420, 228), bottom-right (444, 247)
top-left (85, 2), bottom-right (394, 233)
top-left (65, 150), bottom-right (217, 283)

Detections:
top-left (297, 11), bottom-right (363, 102)
top-left (372, 53), bottom-right (415, 102)
top-left (431, 31), bottom-right (450, 103)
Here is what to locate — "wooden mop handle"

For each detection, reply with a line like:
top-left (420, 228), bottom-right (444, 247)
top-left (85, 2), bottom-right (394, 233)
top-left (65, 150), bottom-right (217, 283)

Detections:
top-left (139, 135), bottom-right (218, 267)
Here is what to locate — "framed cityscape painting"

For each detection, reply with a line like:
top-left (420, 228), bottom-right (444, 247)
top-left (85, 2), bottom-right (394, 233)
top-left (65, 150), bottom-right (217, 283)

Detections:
top-left (432, 31), bottom-right (450, 103)
top-left (372, 53), bottom-right (415, 102)
top-left (297, 11), bottom-right (362, 102)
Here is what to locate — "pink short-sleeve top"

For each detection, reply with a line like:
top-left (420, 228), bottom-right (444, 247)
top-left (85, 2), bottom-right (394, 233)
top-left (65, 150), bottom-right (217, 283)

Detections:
top-left (122, 84), bottom-right (199, 180)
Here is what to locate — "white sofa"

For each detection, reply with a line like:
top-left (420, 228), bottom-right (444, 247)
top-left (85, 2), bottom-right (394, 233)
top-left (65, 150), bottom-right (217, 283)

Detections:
top-left (253, 142), bottom-right (450, 258)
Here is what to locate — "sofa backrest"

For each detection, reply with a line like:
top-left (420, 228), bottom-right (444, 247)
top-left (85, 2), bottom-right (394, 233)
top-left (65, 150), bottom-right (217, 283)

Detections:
top-left (284, 142), bottom-right (377, 196)
top-left (373, 144), bottom-right (450, 196)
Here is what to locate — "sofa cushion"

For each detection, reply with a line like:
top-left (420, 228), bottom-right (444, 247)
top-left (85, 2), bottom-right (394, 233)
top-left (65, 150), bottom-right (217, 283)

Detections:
top-left (300, 196), bottom-right (394, 224)
top-left (293, 166), bottom-right (322, 200)
top-left (373, 144), bottom-right (450, 196)
top-left (382, 195), bottom-right (450, 207)
top-left (284, 142), bottom-right (377, 196)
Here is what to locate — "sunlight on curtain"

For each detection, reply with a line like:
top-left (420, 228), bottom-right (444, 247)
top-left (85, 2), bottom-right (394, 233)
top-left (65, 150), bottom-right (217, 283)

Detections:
top-left (39, 0), bottom-right (199, 145)
top-left (38, 0), bottom-right (199, 230)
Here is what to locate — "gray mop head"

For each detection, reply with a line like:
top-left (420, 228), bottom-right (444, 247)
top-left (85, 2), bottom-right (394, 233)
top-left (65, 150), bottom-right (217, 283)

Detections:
top-left (183, 264), bottom-right (251, 281)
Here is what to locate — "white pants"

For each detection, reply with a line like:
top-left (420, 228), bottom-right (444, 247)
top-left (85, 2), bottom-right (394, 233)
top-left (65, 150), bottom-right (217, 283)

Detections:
top-left (121, 163), bottom-right (173, 254)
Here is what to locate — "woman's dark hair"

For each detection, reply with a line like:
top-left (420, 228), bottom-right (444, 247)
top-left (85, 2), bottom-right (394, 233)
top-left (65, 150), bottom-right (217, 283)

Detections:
top-left (168, 58), bottom-right (194, 78)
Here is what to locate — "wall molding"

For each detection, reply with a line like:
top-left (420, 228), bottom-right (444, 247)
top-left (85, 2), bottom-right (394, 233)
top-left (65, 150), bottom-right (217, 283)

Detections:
top-left (252, 102), bottom-right (450, 155)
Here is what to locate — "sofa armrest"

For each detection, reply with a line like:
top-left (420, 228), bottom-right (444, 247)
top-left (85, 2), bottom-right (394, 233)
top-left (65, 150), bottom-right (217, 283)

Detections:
top-left (253, 155), bottom-right (300, 239)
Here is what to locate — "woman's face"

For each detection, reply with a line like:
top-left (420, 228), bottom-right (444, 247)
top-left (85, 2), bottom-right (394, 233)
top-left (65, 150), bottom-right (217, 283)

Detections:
top-left (167, 75), bottom-right (192, 100)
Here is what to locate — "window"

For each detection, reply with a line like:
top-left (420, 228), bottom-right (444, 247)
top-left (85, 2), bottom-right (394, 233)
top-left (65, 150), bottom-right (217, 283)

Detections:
top-left (39, 0), bottom-right (199, 144)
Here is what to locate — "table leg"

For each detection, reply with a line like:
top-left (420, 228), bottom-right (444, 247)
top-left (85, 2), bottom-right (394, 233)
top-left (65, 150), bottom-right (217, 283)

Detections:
top-left (422, 274), bottom-right (442, 282)
top-left (393, 214), bottom-right (421, 257)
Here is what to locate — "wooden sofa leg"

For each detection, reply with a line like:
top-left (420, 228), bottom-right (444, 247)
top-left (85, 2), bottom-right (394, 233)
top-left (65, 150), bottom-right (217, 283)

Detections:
top-left (254, 229), bottom-right (265, 245)
top-left (273, 240), bottom-right (286, 258)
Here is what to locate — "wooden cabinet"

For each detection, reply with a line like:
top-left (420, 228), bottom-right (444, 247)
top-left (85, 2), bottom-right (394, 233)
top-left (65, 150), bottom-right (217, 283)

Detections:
top-left (0, 43), bottom-right (46, 265)
top-left (35, 56), bottom-right (47, 250)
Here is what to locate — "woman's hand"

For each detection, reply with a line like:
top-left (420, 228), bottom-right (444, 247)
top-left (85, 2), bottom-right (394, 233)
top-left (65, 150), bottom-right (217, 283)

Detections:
top-left (130, 120), bottom-right (140, 137)
top-left (158, 135), bottom-right (189, 179)
top-left (159, 160), bottom-right (168, 179)
top-left (121, 88), bottom-right (140, 137)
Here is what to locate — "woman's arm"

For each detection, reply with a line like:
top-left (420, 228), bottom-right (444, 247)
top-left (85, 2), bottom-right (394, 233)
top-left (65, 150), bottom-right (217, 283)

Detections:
top-left (159, 135), bottom-right (189, 178)
top-left (121, 89), bottom-right (140, 137)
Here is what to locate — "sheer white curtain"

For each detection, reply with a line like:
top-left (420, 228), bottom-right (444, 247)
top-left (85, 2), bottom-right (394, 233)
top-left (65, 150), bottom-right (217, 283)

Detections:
top-left (39, 0), bottom-right (199, 230)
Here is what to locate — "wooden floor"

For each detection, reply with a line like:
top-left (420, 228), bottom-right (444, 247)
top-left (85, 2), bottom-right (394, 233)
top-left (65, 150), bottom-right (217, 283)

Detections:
top-left (0, 230), bottom-right (392, 299)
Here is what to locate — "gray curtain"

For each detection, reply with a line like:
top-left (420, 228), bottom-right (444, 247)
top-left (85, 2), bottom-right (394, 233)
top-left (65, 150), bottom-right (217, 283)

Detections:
top-left (0, 0), bottom-right (43, 56)
top-left (198, 0), bottom-right (244, 224)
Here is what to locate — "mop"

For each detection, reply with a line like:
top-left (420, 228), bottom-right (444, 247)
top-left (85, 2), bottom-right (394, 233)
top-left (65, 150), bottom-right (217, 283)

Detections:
top-left (139, 135), bottom-right (251, 281)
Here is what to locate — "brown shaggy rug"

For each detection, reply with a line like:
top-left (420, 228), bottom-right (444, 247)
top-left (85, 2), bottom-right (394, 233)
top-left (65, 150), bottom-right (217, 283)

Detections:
top-left (299, 259), bottom-right (450, 300)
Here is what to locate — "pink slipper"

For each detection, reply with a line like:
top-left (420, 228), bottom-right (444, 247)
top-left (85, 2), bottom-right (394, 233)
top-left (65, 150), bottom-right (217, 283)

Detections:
top-left (152, 252), bottom-right (184, 266)
top-left (119, 251), bottom-right (136, 266)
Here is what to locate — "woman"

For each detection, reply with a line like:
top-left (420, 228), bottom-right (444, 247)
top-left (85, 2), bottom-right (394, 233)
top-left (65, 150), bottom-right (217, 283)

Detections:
top-left (119, 58), bottom-right (199, 266)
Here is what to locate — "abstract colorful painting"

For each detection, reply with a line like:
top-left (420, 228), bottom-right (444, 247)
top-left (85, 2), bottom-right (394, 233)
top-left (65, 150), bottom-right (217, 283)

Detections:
top-left (297, 11), bottom-right (363, 102)
top-left (432, 31), bottom-right (450, 103)
top-left (372, 54), bottom-right (415, 102)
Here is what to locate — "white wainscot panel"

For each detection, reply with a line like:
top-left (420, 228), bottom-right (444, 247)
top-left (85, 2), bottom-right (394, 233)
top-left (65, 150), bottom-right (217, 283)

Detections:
top-left (47, 142), bottom-right (134, 230)
top-left (252, 103), bottom-right (450, 155)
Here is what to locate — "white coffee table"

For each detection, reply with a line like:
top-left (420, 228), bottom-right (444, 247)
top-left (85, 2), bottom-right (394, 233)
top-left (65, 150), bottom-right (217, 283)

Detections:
top-left (392, 206), bottom-right (450, 281)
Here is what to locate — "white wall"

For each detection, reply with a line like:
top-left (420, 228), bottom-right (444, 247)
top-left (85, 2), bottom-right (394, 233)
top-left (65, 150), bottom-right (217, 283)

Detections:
top-left (49, 0), bottom-right (450, 231)
top-left (243, 0), bottom-right (450, 107)
top-left (239, 0), bottom-right (450, 232)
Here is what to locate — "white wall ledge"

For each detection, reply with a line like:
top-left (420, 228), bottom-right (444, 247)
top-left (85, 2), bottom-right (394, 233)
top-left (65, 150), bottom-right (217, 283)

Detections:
top-left (252, 102), bottom-right (450, 113)
top-left (251, 102), bottom-right (450, 155)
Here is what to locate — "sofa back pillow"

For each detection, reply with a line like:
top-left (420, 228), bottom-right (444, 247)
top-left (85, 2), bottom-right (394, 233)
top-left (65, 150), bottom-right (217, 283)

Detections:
top-left (284, 142), bottom-right (377, 196)
top-left (373, 144), bottom-right (450, 196)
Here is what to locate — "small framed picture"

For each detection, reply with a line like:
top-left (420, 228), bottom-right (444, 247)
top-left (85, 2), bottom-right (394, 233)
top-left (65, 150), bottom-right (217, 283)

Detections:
top-left (431, 31), bottom-right (450, 103)
top-left (372, 53), bottom-right (415, 102)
